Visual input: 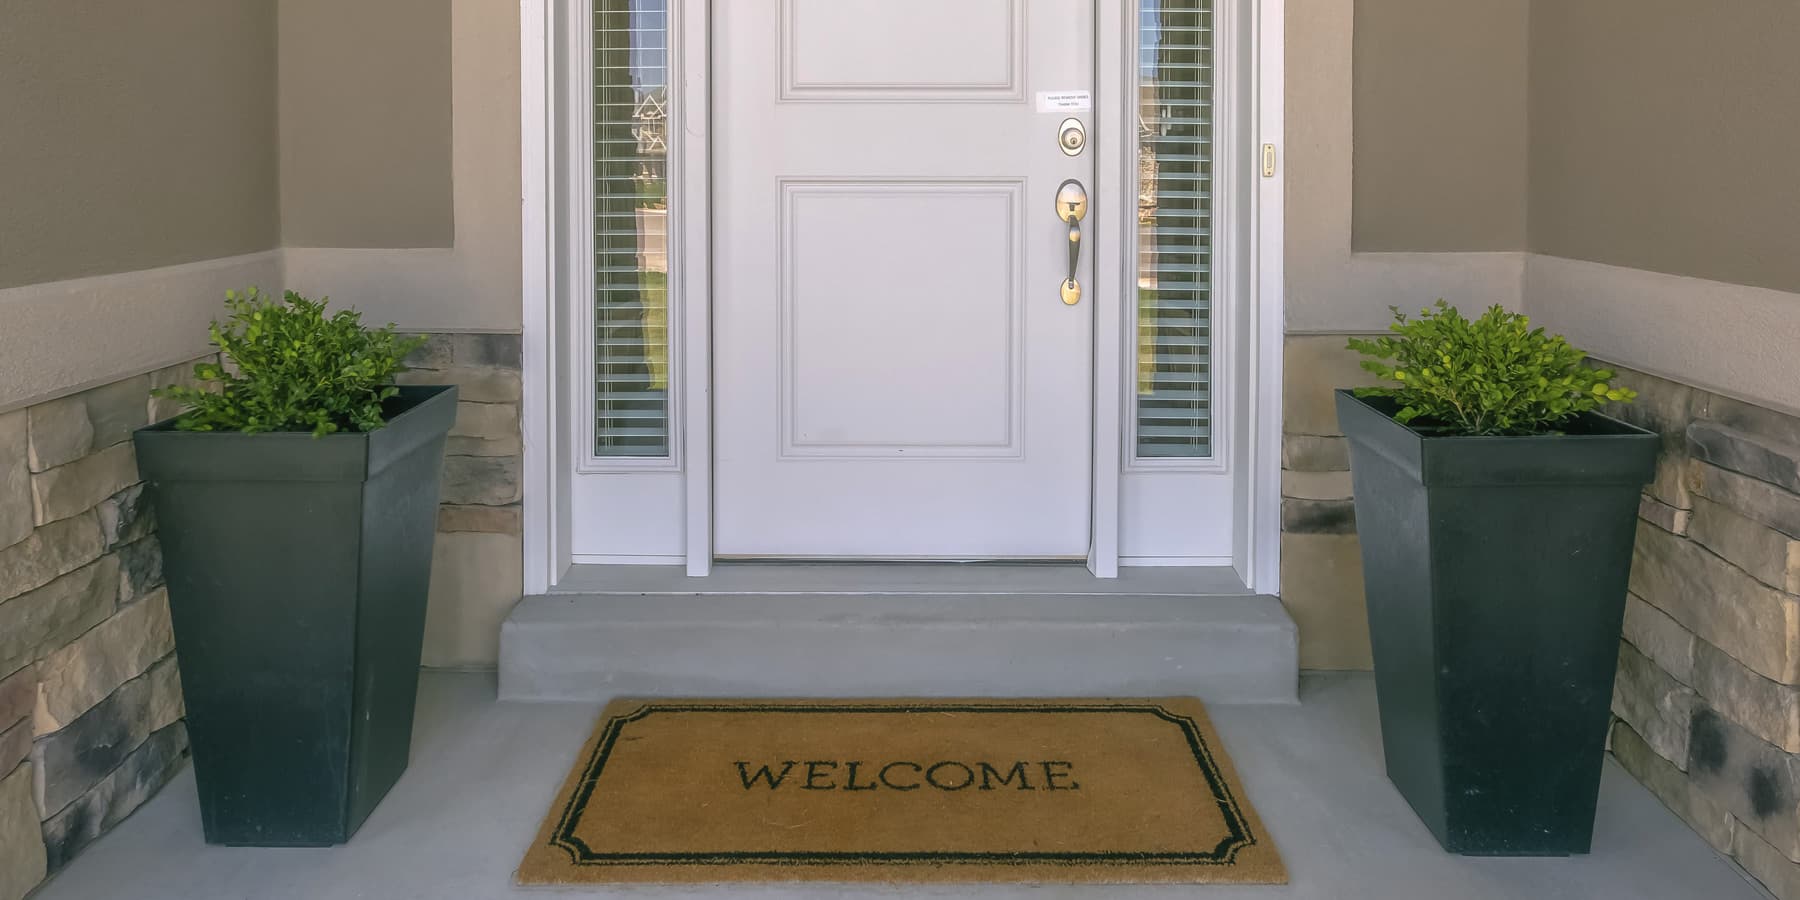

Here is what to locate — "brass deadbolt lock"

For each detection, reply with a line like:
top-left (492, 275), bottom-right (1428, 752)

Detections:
top-left (1058, 118), bottom-right (1086, 156)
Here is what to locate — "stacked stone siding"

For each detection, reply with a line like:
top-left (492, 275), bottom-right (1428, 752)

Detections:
top-left (0, 334), bottom-right (525, 899)
top-left (0, 361), bottom-right (199, 900)
top-left (401, 333), bottom-right (526, 668)
top-left (1279, 335), bottom-right (1380, 669)
top-left (1605, 365), bottom-right (1800, 899)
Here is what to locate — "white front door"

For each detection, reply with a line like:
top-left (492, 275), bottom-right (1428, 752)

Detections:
top-left (713, 0), bottom-right (1097, 559)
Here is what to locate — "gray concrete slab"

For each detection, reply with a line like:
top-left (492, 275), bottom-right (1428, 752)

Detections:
top-left (32, 672), bottom-right (1769, 900)
top-left (499, 591), bottom-right (1298, 703)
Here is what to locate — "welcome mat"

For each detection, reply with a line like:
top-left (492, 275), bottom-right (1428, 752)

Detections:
top-left (518, 698), bottom-right (1285, 885)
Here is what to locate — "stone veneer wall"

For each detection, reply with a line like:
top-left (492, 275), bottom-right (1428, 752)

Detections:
top-left (399, 333), bottom-right (525, 668)
top-left (0, 332), bottom-right (524, 900)
top-left (1279, 335), bottom-right (1379, 670)
top-left (1602, 366), bottom-right (1800, 900)
top-left (0, 361), bottom-right (200, 900)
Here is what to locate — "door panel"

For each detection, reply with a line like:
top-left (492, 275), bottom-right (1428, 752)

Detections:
top-left (782, 0), bottom-right (1023, 99)
top-left (781, 181), bottom-right (1022, 457)
top-left (714, 0), bottom-right (1096, 558)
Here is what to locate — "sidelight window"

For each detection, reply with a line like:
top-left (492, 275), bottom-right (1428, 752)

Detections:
top-left (593, 0), bottom-right (671, 457)
top-left (1135, 0), bottom-right (1214, 459)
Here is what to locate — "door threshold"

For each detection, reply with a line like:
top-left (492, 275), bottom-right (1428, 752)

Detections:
top-left (712, 557), bottom-right (1091, 565)
top-left (549, 561), bottom-right (1253, 597)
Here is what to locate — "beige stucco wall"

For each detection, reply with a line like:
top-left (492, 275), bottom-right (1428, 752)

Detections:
top-left (1524, 0), bottom-right (1800, 415)
top-left (0, 0), bottom-right (515, 413)
top-left (1349, 0), bottom-right (1800, 287)
top-left (281, 0), bottom-right (523, 332)
top-left (1291, 0), bottom-right (1800, 671)
top-left (278, 0), bottom-right (454, 249)
top-left (0, 0), bottom-right (279, 290)
top-left (1529, 0), bottom-right (1800, 295)
top-left (1352, 0), bottom-right (1529, 252)
top-left (0, 0), bottom-right (282, 414)
top-left (1286, 0), bottom-right (1526, 334)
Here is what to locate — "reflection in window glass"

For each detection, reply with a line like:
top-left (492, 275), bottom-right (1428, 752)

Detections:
top-left (594, 0), bottom-right (670, 456)
top-left (1136, 0), bottom-right (1213, 458)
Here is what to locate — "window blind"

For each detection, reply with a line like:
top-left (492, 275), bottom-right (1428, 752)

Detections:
top-left (1136, 0), bottom-right (1214, 459)
top-left (594, 0), bottom-right (671, 457)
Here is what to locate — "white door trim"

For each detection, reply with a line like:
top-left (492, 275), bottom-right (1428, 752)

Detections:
top-left (521, 0), bottom-right (560, 594)
top-left (520, 0), bottom-right (1286, 593)
top-left (674, 0), bottom-right (714, 576)
top-left (1248, 0), bottom-right (1286, 593)
top-left (1089, 1), bottom-right (1127, 578)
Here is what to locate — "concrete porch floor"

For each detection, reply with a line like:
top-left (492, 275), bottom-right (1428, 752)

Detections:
top-left (32, 672), bottom-right (1769, 900)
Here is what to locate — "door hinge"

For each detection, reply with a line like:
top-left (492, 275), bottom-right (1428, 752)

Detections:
top-left (1261, 144), bottom-right (1277, 178)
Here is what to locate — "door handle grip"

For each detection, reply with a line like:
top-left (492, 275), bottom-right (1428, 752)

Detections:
top-left (1055, 179), bottom-right (1088, 306)
top-left (1063, 213), bottom-right (1082, 304)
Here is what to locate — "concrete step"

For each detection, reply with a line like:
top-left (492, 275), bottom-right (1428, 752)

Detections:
top-left (498, 565), bottom-right (1298, 704)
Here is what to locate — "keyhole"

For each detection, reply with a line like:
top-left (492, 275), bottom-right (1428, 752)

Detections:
top-left (1058, 118), bottom-right (1085, 156)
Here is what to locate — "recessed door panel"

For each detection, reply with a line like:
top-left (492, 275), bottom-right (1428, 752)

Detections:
top-left (782, 0), bottom-right (1023, 99)
top-left (781, 181), bottom-right (1022, 457)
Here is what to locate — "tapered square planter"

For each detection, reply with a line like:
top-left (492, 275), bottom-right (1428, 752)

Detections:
top-left (1335, 389), bottom-right (1658, 855)
top-left (133, 385), bottom-right (457, 846)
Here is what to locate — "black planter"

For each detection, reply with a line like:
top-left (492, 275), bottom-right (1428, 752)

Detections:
top-left (133, 385), bottom-right (457, 846)
top-left (1335, 389), bottom-right (1658, 855)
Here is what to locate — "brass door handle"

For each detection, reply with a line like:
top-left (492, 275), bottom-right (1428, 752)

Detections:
top-left (1056, 179), bottom-right (1088, 306)
top-left (1063, 213), bottom-right (1082, 305)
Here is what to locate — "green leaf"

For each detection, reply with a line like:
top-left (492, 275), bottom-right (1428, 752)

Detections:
top-left (1341, 300), bottom-right (1632, 435)
top-left (151, 287), bottom-right (426, 436)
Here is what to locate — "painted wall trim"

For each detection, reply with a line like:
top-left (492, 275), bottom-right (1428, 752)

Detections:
top-left (284, 247), bottom-right (520, 332)
top-left (1286, 251), bottom-right (1527, 333)
top-left (1527, 254), bottom-right (1800, 417)
top-left (0, 250), bottom-right (283, 415)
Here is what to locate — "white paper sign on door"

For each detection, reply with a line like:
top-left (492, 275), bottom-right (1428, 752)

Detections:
top-left (1035, 90), bottom-right (1092, 113)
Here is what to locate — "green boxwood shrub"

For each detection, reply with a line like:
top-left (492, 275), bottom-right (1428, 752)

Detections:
top-left (155, 288), bottom-right (424, 437)
top-left (1347, 301), bottom-right (1634, 436)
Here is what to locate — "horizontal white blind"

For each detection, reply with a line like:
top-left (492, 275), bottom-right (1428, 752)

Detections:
top-left (594, 1), bottom-right (671, 457)
top-left (1136, 0), bottom-right (1213, 459)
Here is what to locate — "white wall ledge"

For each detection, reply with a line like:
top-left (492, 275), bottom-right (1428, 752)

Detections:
top-left (0, 251), bottom-right (282, 415)
top-left (1526, 254), bottom-right (1800, 417)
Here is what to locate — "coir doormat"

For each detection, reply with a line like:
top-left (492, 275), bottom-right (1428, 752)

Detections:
top-left (518, 698), bottom-right (1285, 885)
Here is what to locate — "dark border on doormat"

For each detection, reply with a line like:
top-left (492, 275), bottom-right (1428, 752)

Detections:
top-left (546, 702), bottom-right (1262, 867)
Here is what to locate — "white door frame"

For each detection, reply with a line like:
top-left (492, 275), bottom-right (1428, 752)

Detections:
top-left (520, 0), bottom-right (1285, 592)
